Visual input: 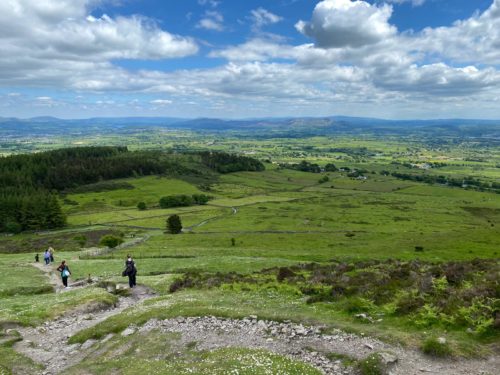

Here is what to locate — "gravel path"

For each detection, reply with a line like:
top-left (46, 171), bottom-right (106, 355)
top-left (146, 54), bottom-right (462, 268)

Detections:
top-left (138, 316), bottom-right (499, 375)
top-left (13, 285), bottom-right (155, 375)
top-left (13, 264), bottom-right (499, 375)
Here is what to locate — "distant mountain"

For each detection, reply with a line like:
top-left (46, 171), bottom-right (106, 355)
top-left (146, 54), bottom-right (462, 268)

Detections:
top-left (0, 115), bottom-right (498, 138)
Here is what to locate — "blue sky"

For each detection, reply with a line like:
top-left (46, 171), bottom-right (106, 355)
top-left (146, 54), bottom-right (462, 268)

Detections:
top-left (0, 0), bottom-right (499, 119)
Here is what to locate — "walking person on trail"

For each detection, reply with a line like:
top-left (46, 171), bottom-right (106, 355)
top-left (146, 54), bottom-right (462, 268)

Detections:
top-left (43, 249), bottom-right (51, 265)
top-left (56, 260), bottom-right (71, 288)
top-left (123, 254), bottom-right (137, 288)
top-left (48, 246), bottom-right (55, 262)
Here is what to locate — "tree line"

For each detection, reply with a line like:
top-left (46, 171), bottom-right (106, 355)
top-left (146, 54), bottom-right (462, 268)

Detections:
top-left (0, 147), bottom-right (265, 233)
top-left (199, 151), bottom-right (264, 173)
top-left (391, 172), bottom-right (500, 192)
top-left (159, 194), bottom-right (212, 208)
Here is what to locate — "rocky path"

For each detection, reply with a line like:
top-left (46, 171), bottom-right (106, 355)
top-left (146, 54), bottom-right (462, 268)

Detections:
top-left (15, 265), bottom-right (499, 374)
top-left (13, 285), bottom-right (155, 375)
top-left (14, 306), bottom-right (499, 375)
top-left (32, 262), bottom-right (66, 293)
top-left (137, 316), bottom-right (498, 375)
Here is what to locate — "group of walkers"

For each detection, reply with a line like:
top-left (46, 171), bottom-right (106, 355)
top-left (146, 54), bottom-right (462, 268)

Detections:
top-left (35, 247), bottom-right (55, 265)
top-left (35, 247), bottom-right (138, 289)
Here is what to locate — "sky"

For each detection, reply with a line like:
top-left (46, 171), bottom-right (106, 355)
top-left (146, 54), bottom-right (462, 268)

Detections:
top-left (0, 0), bottom-right (499, 120)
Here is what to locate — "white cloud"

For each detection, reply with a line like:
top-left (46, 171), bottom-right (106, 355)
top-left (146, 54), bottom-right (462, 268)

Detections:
top-left (198, 0), bottom-right (220, 8)
top-left (413, 0), bottom-right (500, 65)
top-left (250, 8), bottom-right (283, 31)
top-left (0, 0), bottom-right (198, 87)
top-left (296, 0), bottom-right (396, 48)
top-left (1, 0), bottom-right (500, 119)
top-left (209, 39), bottom-right (298, 61)
top-left (197, 10), bottom-right (224, 31)
top-left (384, 0), bottom-right (426, 7)
top-left (150, 99), bottom-right (173, 105)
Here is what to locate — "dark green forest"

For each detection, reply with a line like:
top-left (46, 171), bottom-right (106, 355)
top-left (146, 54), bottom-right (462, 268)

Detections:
top-left (0, 147), bottom-right (264, 233)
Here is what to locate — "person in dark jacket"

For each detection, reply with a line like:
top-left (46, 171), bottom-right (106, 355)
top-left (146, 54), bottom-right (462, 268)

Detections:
top-left (56, 260), bottom-right (71, 288)
top-left (123, 254), bottom-right (137, 288)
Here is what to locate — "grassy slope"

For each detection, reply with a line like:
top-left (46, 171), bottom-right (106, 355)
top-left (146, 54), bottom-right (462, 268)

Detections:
top-left (0, 139), bottom-right (498, 372)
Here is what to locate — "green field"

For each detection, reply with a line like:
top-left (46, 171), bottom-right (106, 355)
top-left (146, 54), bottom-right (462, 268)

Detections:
top-left (1, 135), bottom-right (499, 374)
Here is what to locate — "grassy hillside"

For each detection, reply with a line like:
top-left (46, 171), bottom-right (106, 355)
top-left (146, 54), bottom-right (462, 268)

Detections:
top-left (0, 137), bottom-right (498, 374)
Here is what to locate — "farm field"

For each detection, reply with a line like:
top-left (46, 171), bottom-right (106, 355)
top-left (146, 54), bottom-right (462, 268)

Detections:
top-left (0, 136), bottom-right (499, 375)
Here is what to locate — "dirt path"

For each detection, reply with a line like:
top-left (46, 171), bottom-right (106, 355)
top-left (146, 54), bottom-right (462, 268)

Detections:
top-left (32, 262), bottom-right (66, 293)
top-left (21, 264), bottom-right (498, 375)
top-left (14, 285), bottom-right (155, 375)
top-left (12, 284), bottom-right (498, 375)
top-left (183, 206), bottom-right (237, 232)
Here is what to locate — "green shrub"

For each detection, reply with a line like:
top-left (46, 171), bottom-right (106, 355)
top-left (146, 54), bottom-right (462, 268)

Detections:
top-left (4, 221), bottom-right (22, 234)
top-left (421, 337), bottom-right (452, 357)
top-left (432, 276), bottom-right (448, 295)
top-left (318, 175), bottom-right (329, 183)
top-left (358, 353), bottom-right (384, 375)
top-left (394, 290), bottom-right (425, 315)
top-left (99, 235), bottom-right (124, 248)
top-left (414, 304), bottom-right (440, 327)
top-left (455, 298), bottom-right (496, 335)
top-left (73, 234), bottom-right (87, 247)
top-left (137, 202), bottom-right (147, 210)
top-left (344, 297), bottom-right (375, 313)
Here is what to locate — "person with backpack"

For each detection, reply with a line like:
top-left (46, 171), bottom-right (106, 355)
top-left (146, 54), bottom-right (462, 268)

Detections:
top-left (123, 254), bottom-right (137, 288)
top-left (56, 260), bottom-right (71, 288)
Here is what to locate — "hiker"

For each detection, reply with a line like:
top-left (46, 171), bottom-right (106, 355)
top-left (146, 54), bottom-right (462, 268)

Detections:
top-left (48, 247), bottom-right (54, 262)
top-left (56, 260), bottom-right (71, 288)
top-left (123, 254), bottom-right (137, 288)
top-left (43, 249), bottom-right (51, 265)
top-left (35, 253), bottom-right (39, 262)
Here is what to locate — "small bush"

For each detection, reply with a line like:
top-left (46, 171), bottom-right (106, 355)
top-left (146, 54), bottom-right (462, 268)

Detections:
top-left (414, 246), bottom-right (424, 252)
top-left (99, 235), bottom-right (123, 248)
top-left (344, 297), bottom-right (375, 313)
top-left (137, 202), bottom-right (147, 210)
top-left (318, 175), bottom-right (329, 183)
top-left (395, 290), bottom-right (425, 315)
top-left (4, 221), bottom-right (22, 234)
top-left (73, 234), bottom-right (87, 247)
top-left (358, 353), bottom-right (384, 375)
top-left (421, 337), bottom-right (452, 357)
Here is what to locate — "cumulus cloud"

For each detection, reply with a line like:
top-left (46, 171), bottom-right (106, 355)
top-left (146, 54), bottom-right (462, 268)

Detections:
top-left (0, 0), bottom-right (198, 88)
top-left (150, 99), bottom-right (173, 105)
top-left (296, 0), bottom-right (396, 48)
top-left (384, 0), bottom-right (425, 7)
top-left (250, 8), bottom-right (283, 31)
top-left (197, 10), bottom-right (224, 31)
top-left (1, 0), bottom-right (500, 119)
top-left (413, 0), bottom-right (500, 65)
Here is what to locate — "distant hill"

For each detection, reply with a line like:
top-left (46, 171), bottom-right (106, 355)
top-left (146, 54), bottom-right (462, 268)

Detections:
top-left (0, 115), bottom-right (499, 138)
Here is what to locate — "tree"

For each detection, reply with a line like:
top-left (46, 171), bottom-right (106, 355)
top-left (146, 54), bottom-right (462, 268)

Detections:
top-left (137, 201), bottom-right (147, 210)
top-left (318, 175), bottom-right (329, 184)
top-left (166, 214), bottom-right (182, 234)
